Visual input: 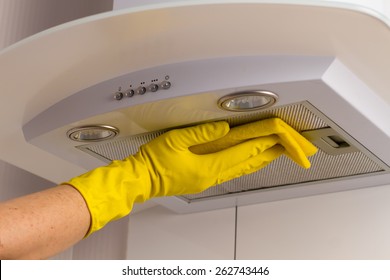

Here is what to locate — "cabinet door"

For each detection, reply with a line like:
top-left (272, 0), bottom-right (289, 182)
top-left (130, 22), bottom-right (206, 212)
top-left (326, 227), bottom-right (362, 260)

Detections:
top-left (72, 217), bottom-right (130, 260)
top-left (236, 185), bottom-right (390, 259)
top-left (126, 205), bottom-right (236, 259)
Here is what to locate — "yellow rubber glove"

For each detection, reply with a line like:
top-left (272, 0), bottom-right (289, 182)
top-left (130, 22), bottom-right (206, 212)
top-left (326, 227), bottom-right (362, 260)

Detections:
top-left (66, 122), bottom-right (284, 236)
top-left (190, 118), bottom-right (318, 169)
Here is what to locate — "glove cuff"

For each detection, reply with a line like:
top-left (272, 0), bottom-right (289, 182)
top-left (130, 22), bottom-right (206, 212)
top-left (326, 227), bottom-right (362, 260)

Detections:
top-left (65, 156), bottom-right (150, 237)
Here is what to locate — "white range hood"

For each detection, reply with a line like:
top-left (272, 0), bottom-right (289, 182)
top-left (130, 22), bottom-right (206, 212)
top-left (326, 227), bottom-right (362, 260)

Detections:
top-left (1, 0), bottom-right (390, 213)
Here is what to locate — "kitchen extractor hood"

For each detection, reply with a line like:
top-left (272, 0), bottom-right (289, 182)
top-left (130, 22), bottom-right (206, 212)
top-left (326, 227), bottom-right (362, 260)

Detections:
top-left (23, 55), bottom-right (390, 213)
top-left (2, 1), bottom-right (390, 213)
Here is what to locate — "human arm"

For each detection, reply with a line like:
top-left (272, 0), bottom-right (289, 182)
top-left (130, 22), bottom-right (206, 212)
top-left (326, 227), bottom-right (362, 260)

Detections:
top-left (0, 184), bottom-right (90, 259)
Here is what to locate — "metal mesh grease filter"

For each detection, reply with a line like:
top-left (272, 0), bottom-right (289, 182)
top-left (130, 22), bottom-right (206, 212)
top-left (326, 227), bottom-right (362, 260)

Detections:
top-left (78, 102), bottom-right (385, 202)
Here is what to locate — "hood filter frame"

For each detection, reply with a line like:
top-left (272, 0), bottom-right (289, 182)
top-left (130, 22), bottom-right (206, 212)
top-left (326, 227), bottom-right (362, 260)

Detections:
top-left (77, 101), bottom-right (388, 202)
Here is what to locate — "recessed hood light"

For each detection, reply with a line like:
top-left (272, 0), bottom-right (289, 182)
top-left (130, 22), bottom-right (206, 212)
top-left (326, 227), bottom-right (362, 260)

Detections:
top-left (218, 91), bottom-right (278, 112)
top-left (67, 125), bottom-right (119, 142)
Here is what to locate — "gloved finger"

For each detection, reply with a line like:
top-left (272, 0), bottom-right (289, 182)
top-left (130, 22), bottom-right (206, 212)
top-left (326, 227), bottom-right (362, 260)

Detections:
top-left (234, 118), bottom-right (316, 168)
top-left (276, 119), bottom-right (317, 157)
top-left (276, 132), bottom-right (313, 168)
top-left (203, 135), bottom-right (281, 169)
top-left (165, 122), bottom-right (230, 149)
top-left (217, 145), bottom-right (285, 184)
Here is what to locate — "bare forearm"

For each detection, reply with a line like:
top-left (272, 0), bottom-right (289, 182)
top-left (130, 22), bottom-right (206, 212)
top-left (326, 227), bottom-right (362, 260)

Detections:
top-left (0, 185), bottom-right (90, 259)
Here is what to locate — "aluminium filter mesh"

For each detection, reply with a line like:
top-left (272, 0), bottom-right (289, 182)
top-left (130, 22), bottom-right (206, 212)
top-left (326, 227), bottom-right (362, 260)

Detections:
top-left (80, 102), bottom-right (384, 202)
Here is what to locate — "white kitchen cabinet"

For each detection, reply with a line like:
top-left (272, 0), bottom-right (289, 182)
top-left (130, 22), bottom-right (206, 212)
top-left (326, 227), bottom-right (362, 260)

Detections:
top-left (236, 184), bottom-right (390, 259)
top-left (71, 217), bottom-right (130, 260)
top-left (126, 206), bottom-right (236, 259)
top-left (125, 184), bottom-right (390, 260)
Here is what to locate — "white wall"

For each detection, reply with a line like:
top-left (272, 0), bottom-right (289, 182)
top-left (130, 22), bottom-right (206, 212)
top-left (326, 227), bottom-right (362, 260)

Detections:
top-left (126, 184), bottom-right (390, 259)
top-left (0, 0), bottom-right (119, 260)
top-left (0, 0), bottom-right (113, 49)
top-left (0, 159), bottom-right (55, 200)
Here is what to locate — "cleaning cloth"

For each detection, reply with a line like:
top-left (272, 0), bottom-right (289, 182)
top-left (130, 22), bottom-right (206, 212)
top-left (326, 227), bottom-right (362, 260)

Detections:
top-left (190, 118), bottom-right (318, 169)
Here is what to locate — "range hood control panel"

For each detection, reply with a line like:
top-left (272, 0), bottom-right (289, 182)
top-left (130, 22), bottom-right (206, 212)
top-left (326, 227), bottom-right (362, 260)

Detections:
top-left (113, 76), bottom-right (171, 101)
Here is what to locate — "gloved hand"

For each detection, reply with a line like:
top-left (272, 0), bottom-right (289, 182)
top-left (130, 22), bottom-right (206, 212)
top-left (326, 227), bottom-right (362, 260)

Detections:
top-left (190, 118), bottom-right (318, 169)
top-left (66, 121), bottom-right (285, 236)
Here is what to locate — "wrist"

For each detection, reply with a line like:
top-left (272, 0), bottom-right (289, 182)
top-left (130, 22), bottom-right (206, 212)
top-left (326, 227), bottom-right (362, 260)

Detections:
top-left (66, 156), bottom-right (151, 236)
